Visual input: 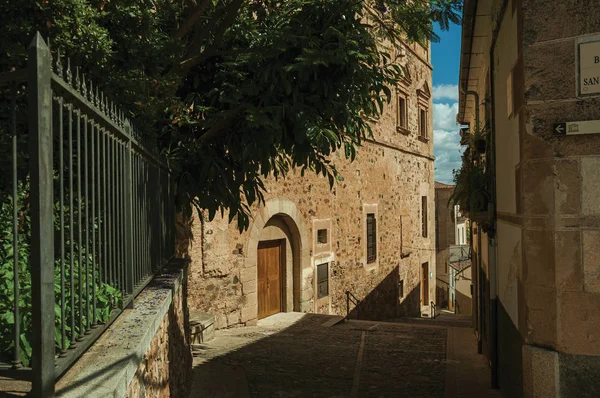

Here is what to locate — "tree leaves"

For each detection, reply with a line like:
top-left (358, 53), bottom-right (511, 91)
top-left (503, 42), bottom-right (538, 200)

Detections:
top-left (0, 0), bottom-right (461, 233)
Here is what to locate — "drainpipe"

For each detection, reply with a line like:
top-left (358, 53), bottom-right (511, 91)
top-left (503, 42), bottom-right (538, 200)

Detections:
top-left (462, 89), bottom-right (483, 354)
top-left (488, 27), bottom-right (501, 394)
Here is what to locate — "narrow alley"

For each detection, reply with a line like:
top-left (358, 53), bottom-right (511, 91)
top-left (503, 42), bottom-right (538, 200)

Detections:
top-left (189, 313), bottom-right (500, 397)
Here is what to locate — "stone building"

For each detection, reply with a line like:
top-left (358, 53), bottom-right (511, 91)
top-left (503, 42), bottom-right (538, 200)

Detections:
top-left (458, 0), bottom-right (600, 396)
top-left (187, 40), bottom-right (436, 329)
top-left (435, 182), bottom-right (455, 310)
top-left (435, 182), bottom-right (471, 313)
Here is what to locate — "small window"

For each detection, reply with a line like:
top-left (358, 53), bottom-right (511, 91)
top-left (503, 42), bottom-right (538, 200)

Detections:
top-left (317, 263), bottom-right (329, 298)
top-left (507, 71), bottom-right (513, 117)
top-left (399, 216), bottom-right (403, 254)
top-left (366, 213), bottom-right (377, 264)
top-left (419, 108), bottom-right (428, 138)
top-left (397, 94), bottom-right (407, 129)
top-left (317, 229), bottom-right (328, 245)
top-left (399, 280), bottom-right (404, 298)
top-left (421, 196), bottom-right (428, 238)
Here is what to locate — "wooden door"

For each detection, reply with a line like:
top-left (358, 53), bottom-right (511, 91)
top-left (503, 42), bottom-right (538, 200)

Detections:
top-left (422, 262), bottom-right (429, 305)
top-left (257, 240), bottom-right (283, 319)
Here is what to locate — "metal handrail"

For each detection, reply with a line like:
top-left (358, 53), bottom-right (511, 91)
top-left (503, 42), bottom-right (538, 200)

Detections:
top-left (345, 290), bottom-right (361, 320)
top-left (430, 301), bottom-right (437, 319)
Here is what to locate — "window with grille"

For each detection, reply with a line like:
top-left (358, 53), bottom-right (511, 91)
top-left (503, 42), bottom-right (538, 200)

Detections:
top-left (421, 196), bottom-right (428, 238)
top-left (317, 263), bottom-right (329, 298)
top-left (366, 213), bottom-right (377, 264)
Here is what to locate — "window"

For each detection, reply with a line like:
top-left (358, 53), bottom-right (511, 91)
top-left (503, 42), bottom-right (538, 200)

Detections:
top-left (366, 213), bottom-right (377, 264)
top-left (397, 94), bottom-right (408, 130)
top-left (419, 108), bottom-right (428, 138)
top-left (317, 229), bottom-right (328, 245)
top-left (507, 71), bottom-right (513, 117)
top-left (399, 280), bottom-right (404, 298)
top-left (422, 262), bottom-right (429, 304)
top-left (317, 263), bottom-right (329, 298)
top-left (421, 196), bottom-right (428, 238)
top-left (400, 216), bottom-right (403, 254)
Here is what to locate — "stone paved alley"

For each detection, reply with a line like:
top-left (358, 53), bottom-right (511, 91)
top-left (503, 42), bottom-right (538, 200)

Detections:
top-left (189, 313), bottom-right (501, 397)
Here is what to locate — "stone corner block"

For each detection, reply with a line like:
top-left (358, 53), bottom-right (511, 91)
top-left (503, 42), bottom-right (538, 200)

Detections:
top-left (522, 344), bottom-right (559, 398)
top-left (241, 305), bottom-right (258, 323)
top-left (240, 267), bottom-right (257, 283)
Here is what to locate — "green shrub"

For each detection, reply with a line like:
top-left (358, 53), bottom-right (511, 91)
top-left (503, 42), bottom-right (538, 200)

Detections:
top-left (0, 180), bottom-right (121, 367)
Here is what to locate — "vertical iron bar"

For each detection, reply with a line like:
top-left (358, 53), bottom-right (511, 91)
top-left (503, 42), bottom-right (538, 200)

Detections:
top-left (124, 140), bottom-right (134, 294)
top-left (10, 81), bottom-right (21, 369)
top-left (91, 122), bottom-right (97, 326)
top-left (84, 115), bottom-right (90, 333)
top-left (68, 102), bottom-right (75, 348)
top-left (108, 134), bottom-right (113, 286)
top-left (77, 109), bottom-right (83, 340)
top-left (143, 162), bottom-right (148, 277)
top-left (28, 33), bottom-right (55, 397)
top-left (135, 155), bottom-right (140, 285)
top-left (58, 96), bottom-right (66, 355)
top-left (102, 131), bottom-right (108, 287)
top-left (117, 140), bottom-right (122, 294)
top-left (112, 137), bottom-right (117, 292)
top-left (158, 167), bottom-right (162, 266)
top-left (119, 143), bottom-right (125, 296)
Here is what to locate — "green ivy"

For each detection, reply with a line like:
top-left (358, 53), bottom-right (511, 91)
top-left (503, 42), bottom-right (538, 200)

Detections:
top-left (0, 180), bottom-right (121, 367)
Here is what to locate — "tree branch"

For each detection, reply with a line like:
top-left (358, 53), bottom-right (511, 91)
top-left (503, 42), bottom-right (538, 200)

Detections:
top-left (180, 0), bottom-right (245, 72)
top-left (175, 0), bottom-right (211, 39)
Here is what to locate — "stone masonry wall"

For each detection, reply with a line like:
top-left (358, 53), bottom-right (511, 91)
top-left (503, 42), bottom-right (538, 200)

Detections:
top-left (125, 268), bottom-right (192, 398)
top-left (187, 42), bottom-right (436, 328)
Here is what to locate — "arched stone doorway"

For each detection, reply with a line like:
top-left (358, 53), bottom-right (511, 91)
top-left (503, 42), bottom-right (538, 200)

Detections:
top-left (243, 199), bottom-right (313, 321)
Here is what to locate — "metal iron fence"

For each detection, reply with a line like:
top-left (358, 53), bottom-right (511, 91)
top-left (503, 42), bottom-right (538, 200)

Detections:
top-left (0, 33), bottom-right (175, 396)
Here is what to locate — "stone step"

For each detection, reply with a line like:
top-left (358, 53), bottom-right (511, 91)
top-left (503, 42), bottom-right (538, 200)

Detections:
top-left (190, 310), bottom-right (215, 344)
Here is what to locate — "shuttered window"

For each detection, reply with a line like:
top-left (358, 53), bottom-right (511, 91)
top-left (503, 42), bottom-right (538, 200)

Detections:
top-left (422, 196), bottom-right (428, 238)
top-left (366, 213), bottom-right (377, 264)
top-left (317, 263), bottom-right (329, 298)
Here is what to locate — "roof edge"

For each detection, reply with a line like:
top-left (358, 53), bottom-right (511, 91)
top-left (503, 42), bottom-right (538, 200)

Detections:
top-left (457, 0), bottom-right (478, 124)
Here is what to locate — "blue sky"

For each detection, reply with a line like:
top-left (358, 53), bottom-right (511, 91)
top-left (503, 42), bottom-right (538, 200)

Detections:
top-left (431, 22), bottom-right (463, 184)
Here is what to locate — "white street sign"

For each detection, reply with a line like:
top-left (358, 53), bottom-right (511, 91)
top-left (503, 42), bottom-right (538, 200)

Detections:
top-left (579, 41), bottom-right (600, 95)
top-left (554, 120), bottom-right (600, 136)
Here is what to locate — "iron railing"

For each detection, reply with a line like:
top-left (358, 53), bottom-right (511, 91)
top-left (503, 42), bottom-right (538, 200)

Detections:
top-left (0, 33), bottom-right (175, 396)
top-left (345, 290), bottom-right (361, 320)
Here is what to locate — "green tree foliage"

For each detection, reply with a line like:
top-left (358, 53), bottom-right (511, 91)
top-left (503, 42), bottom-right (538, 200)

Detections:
top-left (0, 0), bottom-right (461, 230)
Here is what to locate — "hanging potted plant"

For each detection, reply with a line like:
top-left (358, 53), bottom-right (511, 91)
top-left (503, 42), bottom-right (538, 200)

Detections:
top-left (469, 128), bottom-right (488, 155)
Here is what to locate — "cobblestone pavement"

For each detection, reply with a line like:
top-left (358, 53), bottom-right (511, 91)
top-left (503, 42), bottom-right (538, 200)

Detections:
top-left (190, 312), bottom-right (497, 398)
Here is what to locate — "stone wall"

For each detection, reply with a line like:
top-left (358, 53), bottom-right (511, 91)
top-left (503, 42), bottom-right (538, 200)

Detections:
top-left (435, 184), bottom-right (454, 307)
top-left (55, 261), bottom-right (192, 398)
top-left (187, 41), bottom-right (436, 328)
top-left (125, 267), bottom-right (192, 398)
top-left (459, 0), bottom-right (600, 395)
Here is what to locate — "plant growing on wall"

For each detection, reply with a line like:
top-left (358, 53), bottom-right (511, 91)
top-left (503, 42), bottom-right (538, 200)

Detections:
top-left (448, 149), bottom-right (490, 220)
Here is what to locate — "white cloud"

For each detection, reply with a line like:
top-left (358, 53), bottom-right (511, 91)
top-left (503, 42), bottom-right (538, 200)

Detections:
top-left (433, 102), bottom-right (459, 131)
top-left (433, 124), bottom-right (464, 184)
top-left (432, 84), bottom-right (459, 101)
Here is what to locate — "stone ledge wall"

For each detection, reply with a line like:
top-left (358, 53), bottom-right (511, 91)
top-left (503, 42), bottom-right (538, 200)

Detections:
top-left (56, 260), bottom-right (192, 398)
top-left (125, 263), bottom-right (192, 398)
